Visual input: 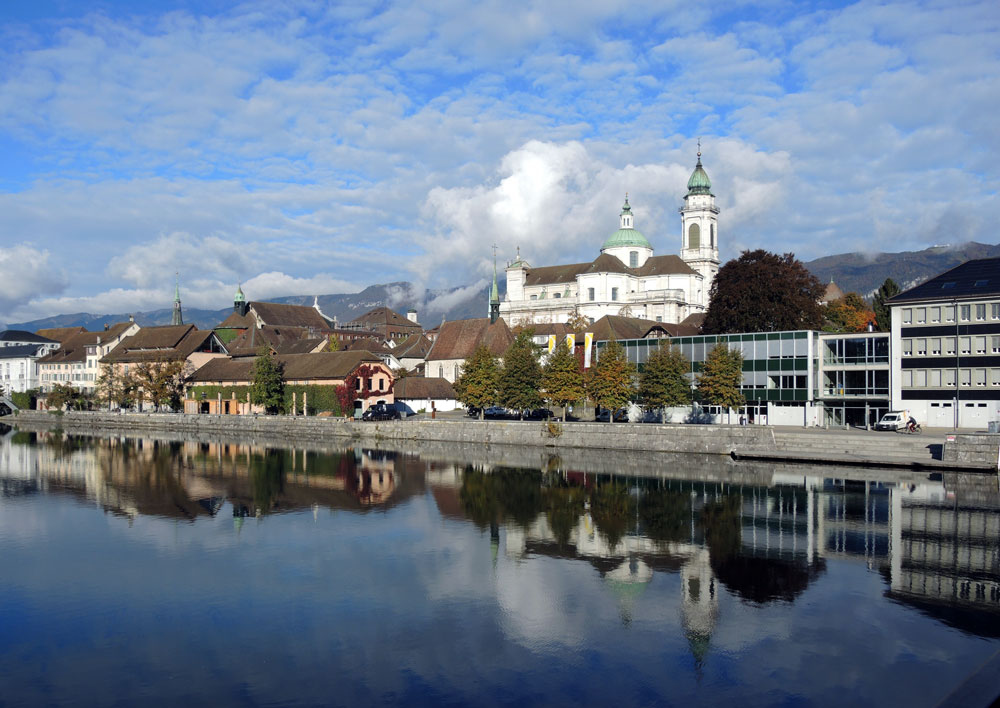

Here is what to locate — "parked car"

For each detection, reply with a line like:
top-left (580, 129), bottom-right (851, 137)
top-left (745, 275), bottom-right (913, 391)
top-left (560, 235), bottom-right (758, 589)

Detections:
top-left (874, 410), bottom-right (908, 431)
top-left (524, 408), bottom-right (553, 420)
top-left (466, 406), bottom-right (481, 418)
top-left (362, 402), bottom-right (401, 421)
top-left (594, 407), bottom-right (629, 422)
top-left (483, 406), bottom-right (509, 419)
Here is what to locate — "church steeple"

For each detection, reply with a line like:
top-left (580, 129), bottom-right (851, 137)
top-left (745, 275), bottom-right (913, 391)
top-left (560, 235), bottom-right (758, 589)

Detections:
top-left (171, 274), bottom-right (184, 326)
top-left (489, 245), bottom-right (500, 324)
top-left (680, 143), bottom-right (720, 310)
top-left (234, 282), bottom-right (249, 316)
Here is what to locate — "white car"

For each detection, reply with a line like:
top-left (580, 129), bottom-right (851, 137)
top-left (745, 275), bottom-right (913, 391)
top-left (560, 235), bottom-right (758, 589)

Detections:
top-left (875, 411), bottom-right (908, 431)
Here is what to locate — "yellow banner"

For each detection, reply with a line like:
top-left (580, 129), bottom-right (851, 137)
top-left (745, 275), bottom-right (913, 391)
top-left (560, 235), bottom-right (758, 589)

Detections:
top-left (548, 334), bottom-right (556, 353)
top-left (565, 333), bottom-right (575, 350)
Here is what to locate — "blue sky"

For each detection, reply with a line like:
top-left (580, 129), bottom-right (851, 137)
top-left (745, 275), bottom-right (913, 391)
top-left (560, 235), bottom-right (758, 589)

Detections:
top-left (1, 0), bottom-right (998, 325)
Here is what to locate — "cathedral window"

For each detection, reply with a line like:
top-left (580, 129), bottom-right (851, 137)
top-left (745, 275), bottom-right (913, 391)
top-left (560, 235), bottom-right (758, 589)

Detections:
top-left (611, 287), bottom-right (619, 301)
top-left (711, 224), bottom-right (715, 247)
top-left (688, 223), bottom-right (700, 249)
top-left (588, 288), bottom-right (595, 301)
top-left (629, 251), bottom-right (638, 268)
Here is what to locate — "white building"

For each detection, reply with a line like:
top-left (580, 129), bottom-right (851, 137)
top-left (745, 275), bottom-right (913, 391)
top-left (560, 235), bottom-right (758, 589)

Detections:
top-left (0, 331), bottom-right (60, 396)
top-left (500, 153), bottom-right (720, 327)
top-left (38, 321), bottom-right (140, 394)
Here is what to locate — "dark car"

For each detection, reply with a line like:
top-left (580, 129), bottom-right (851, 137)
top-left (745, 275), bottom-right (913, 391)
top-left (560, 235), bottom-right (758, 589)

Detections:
top-left (362, 402), bottom-right (401, 421)
top-left (594, 407), bottom-right (629, 422)
top-left (524, 408), bottom-right (553, 420)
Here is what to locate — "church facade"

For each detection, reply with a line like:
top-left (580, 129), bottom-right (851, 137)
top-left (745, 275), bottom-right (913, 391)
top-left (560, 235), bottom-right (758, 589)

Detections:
top-left (499, 154), bottom-right (720, 326)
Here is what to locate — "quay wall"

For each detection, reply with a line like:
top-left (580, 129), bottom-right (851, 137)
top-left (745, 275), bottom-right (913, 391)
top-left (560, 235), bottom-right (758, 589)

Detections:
top-left (11, 410), bottom-right (775, 457)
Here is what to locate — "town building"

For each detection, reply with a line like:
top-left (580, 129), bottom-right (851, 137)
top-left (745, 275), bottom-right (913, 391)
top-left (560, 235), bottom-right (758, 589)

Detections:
top-left (37, 321), bottom-right (140, 394)
top-left (425, 317), bottom-right (513, 383)
top-left (184, 351), bottom-right (393, 416)
top-left (215, 286), bottom-right (333, 343)
top-left (888, 257), bottom-right (1000, 429)
top-left (341, 306), bottom-right (423, 341)
top-left (392, 376), bottom-right (458, 415)
top-left (499, 152), bottom-right (719, 327)
top-left (0, 330), bottom-right (60, 397)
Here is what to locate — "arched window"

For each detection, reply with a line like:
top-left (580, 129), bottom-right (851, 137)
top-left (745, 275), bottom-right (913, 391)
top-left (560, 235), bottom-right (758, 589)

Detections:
top-left (688, 223), bottom-right (701, 249)
top-left (629, 251), bottom-right (638, 268)
top-left (438, 365), bottom-right (443, 378)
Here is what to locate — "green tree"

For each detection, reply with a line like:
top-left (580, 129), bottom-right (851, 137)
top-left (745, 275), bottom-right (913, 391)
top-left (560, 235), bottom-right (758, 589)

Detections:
top-left (326, 335), bottom-right (341, 352)
top-left (541, 338), bottom-right (585, 420)
top-left (250, 347), bottom-right (285, 414)
top-left (45, 383), bottom-right (82, 411)
top-left (638, 343), bottom-right (691, 422)
top-left (96, 367), bottom-right (138, 411)
top-left (588, 339), bottom-right (633, 422)
top-left (453, 345), bottom-right (500, 419)
top-left (697, 344), bottom-right (745, 424)
top-left (703, 250), bottom-right (825, 334)
top-left (872, 277), bottom-right (901, 332)
top-left (499, 331), bottom-right (543, 419)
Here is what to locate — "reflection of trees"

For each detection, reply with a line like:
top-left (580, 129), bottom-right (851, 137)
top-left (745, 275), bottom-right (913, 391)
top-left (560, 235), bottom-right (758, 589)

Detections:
top-left (544, 482), bottom-right (586, 547)
top-left (639, 489), bottom-right (692, 543)
top-left (590, 481), bottom-right (633, 548)
top-left (460, 466), bottom-right (544, 530)
top-left (700, 496), bottom-right (742, 559)
top-left (250, 450), bottom-right (285, 514)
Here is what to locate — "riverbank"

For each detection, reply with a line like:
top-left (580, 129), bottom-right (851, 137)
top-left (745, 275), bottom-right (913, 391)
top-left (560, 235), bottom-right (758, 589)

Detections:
top-left (11, 409), bottom-right (1000, 472)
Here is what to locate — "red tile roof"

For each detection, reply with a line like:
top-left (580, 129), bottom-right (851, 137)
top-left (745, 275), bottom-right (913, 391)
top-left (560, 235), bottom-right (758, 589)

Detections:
top-left (189, 351), bottom-right (383, 383)
top-left (426, 318), bottom-right (513, 361)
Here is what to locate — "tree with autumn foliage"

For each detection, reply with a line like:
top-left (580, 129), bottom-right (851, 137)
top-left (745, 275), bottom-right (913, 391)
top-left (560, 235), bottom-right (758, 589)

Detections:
top-left (697, 344), bottom-right (744, 424)
top-left (639, 343), bottom-right (691, 422)
top-left (587, 339), bottom-right (633, 422)
top-left (453, 345), bottom-right (500, 419)
top-left (541, 337), bottom-right (585, 420)
top-left (499, 331), bottom-right (543, 419)
top-left (565, 309), bottom-right (590, 334)
top-left (702, 250), bottom-right (825, 334)
top-left (824, 292), bottom-right (877, 332)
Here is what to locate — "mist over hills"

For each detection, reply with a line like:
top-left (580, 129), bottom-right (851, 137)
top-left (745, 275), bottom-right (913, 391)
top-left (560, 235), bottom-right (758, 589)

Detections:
top-left (6, 242), bottom-right (999, 333)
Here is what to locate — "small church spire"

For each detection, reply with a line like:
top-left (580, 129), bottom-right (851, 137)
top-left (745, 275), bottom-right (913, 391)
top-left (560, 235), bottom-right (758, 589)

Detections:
top-left (171, 273), bottom-right (184, 326)
top-left (489, 244), bottom-right (500, 324)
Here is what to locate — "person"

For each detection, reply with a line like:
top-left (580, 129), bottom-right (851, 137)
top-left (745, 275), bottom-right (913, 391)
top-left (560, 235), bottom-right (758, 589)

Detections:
top-left (907, 415), bottom-right (917, 432)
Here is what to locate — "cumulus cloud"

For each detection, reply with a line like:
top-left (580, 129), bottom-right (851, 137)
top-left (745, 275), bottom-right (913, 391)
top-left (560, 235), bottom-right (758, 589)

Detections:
top-left (0, 245), bottom-right (68, 325)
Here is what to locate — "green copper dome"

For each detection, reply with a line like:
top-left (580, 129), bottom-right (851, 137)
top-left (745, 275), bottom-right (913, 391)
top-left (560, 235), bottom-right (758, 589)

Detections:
top-left (601, 196), bottom-right (652, 250)
top-left (234, 284), bottom-right (246, 303)
top-left (686, 156), bottom-right (712, 196)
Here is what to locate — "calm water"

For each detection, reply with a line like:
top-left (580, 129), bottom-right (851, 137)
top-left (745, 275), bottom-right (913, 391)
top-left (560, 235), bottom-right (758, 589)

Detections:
top-left (2, 426), bottom-right (999, 707)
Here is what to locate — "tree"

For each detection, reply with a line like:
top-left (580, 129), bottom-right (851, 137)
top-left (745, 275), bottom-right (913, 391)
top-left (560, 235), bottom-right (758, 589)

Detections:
top-left (133, 359), bottom-right (186, 411)
top-left (96, 367), bottom-right (138, 411)
top-left (872, 277), bottom-right (901, 332)
top-left (250, 347), bottom-right (285, 414)
top-left (541, 338), bottom-right (586, 420)
top-left (498, 331), bottom-right (543, 419)
top-left (824, 293), bottom-right (876, 333)
top-left (45, 383), bottom-right (82, 411)
top-left (697, 343), bottom-right (745, 424)
top-left (639, 343), bottom-right (691, 422)
top-left (702, 250), bottom-right (825, 334)
top-left (453, 345), bottom-right (500, 419)
top-left (326, 335), bottom-right (342, 352)
top-left (566, 309), bottom-right (590, 334)
top-left (587, 339), bottom-right (633, 421)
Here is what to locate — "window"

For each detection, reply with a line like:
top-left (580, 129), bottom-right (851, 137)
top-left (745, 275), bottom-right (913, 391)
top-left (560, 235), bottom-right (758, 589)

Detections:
top-left (960, 337), bottom-right (971, 355)
top-left (992, 337), bottom-right (1000, 354)
top-left (902, 309), bottom-right (912, 324)
top-left (379, 378), bottom-right (385, 392)
top-left (902, 339), bottom-right (912, 356)
top-left (629, 251), bottom-right (638, 268)
top-left (710, 224), bottom-right (715, 247)
top-left (530, 294), bottom-right (537, 300)
top-left (993, 304), bottom-right (1000, 320)
top-left (611, 287), bottom-right (618, 301)
top-left (930, 338), bottom-right (941, 355)
top-left (688, 223), bottom-right (700, 249)
top-left (975, 369), bottom-right (987, 387)
top-left (992, 369), bottom-right (1000, 386)
top-left (945, 305), bottom-right (956, 322)
top-left (960, 305), bottom-right (971, 321)
top-left (977, 304), bottom-right (987, 321)
top-left (914, 370), bottom-right (927, 387)
top-left (930, 370), bottom-right (942, 387)
top-left (945, 370), bottom-right (957, 387)
top-left (902, 371), bottom-right (913, 387)
top-left (930, 307), bottom-right (941, 323)
top-left (553, 292), bottom-right (561, 299)
top-left (945, 337), bottom-right (956, 355)
top-left (915, 339), bottom-right (926, 355)
top-left (960, 369), bottom-right (971, 386)
top-left (588, 288), bottom-right (595, 301)
top-left (976, 336), bottom-right (987, 355)
top-left (915, 308), bottom-right (926, 324)
top-left (438, 365), bottom-right (443, 378)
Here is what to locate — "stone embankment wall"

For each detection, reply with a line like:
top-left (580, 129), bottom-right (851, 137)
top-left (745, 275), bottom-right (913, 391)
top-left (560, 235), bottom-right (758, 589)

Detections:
top-left (12, 410), bottom-right (776, 457)
top-left (942, 434), bottom-right (1000, 468)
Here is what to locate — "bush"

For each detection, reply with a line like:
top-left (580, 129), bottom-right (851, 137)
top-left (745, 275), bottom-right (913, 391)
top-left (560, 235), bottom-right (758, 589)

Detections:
top-left (187, 384), bottom-right (343, 416)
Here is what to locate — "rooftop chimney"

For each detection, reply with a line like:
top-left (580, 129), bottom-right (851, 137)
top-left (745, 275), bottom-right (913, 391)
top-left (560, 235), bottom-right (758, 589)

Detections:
top-left (407, 309), bottom-right (418, 323)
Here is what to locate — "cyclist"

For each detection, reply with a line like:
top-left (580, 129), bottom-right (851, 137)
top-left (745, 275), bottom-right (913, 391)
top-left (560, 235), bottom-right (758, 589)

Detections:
top-left (907, 415), bottom-right (918, 433)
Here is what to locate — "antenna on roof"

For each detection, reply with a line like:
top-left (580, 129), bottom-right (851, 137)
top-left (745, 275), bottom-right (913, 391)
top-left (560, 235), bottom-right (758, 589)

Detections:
top-left (697, 137), bottom-right (701, 158)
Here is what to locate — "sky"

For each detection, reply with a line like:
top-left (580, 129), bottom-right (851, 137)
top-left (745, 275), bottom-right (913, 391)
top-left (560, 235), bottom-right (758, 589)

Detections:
top-left (0, 0), bottom-right (998, 325)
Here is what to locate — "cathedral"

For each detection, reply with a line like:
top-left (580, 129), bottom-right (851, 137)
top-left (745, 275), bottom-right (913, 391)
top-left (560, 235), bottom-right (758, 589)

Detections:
top-left (499, 152), bottom-right (720, 326)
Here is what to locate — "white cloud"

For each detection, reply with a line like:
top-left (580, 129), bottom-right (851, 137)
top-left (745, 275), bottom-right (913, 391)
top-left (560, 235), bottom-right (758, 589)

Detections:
top-left (0, 245), bottom-right (67, 325)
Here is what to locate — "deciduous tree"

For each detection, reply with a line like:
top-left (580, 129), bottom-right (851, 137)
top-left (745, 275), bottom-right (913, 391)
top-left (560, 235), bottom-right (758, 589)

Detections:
top-left (96, 367), bottom-right (138, 411)
top-left (702, 250), bottom-right (825, 334)
top-left (250, 347), bottom-right (285, 414)
top-left (541, 338), bottom-right (585, 419)
top-left (587, 339), bottom-right (633, 421)
top-left (825, 292), bottom-right (876, 332)
top-left (697, 344), bottom-right (745, 424)
top-left (499, 331), bottom-right (543, 418)
top-left (872, 278), bottom-right (901, 332)
top-left (638, 343), bottom-right (691, 422)
top-left (453, 345), bottom-right (500, 419)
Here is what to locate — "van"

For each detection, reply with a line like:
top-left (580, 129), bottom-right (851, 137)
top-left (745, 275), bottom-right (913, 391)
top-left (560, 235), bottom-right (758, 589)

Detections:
top-left (875, 411), bottom-right (909, 431)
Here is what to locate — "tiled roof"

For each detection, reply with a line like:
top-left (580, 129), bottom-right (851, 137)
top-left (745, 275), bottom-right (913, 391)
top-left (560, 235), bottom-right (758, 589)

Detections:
top-left (188, 351), bottom-right (382, 383)
top-left (225, 326), bottom-right (324, 357)
top-left (394, 333), bottom-right (432, 359)
top-left (393, 376), bottom-right (455, 400)
top-left (679, 312), bottom-right (705, 330)
top-left (0, 330), bottom-right (58, 344)
top-left (38, 332), bottom-right (101, 364)
top-left (522, 253), bottom-right (696, 286)
top-left (888, 257), bottom-right (1000, 304)
top-left (345, 337), bottom-right (392, 355)
top-left (216, 311), bottom-right (255, 329)
top-left (586, 315), bottom-right (693, 341)
top-left (0, 344), bottom-right (48, 359)
top-left (102, 325), bottom-right (219, 363)
top-left (249, 301), bottom-right (331, 330)
top-left (347, 306), bottom-right (422, 329)
top-left (426, 318), bottom-right (513, 361)
top-left (822, 281), bottom-right (845, 303)
top-left (34, 327), bottom-right (85, 342)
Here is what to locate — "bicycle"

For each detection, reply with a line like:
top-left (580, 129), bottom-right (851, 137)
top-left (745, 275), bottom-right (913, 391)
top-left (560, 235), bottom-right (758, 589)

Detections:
top-left (897, 422), bottom-right (923, 434)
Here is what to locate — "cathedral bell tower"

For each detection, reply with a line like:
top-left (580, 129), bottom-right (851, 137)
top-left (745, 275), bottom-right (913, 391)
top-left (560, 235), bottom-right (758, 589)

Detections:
top-left (171, 274), bottom-right (184, 326)
top-left (679, 147), bottom-right (720, 307)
